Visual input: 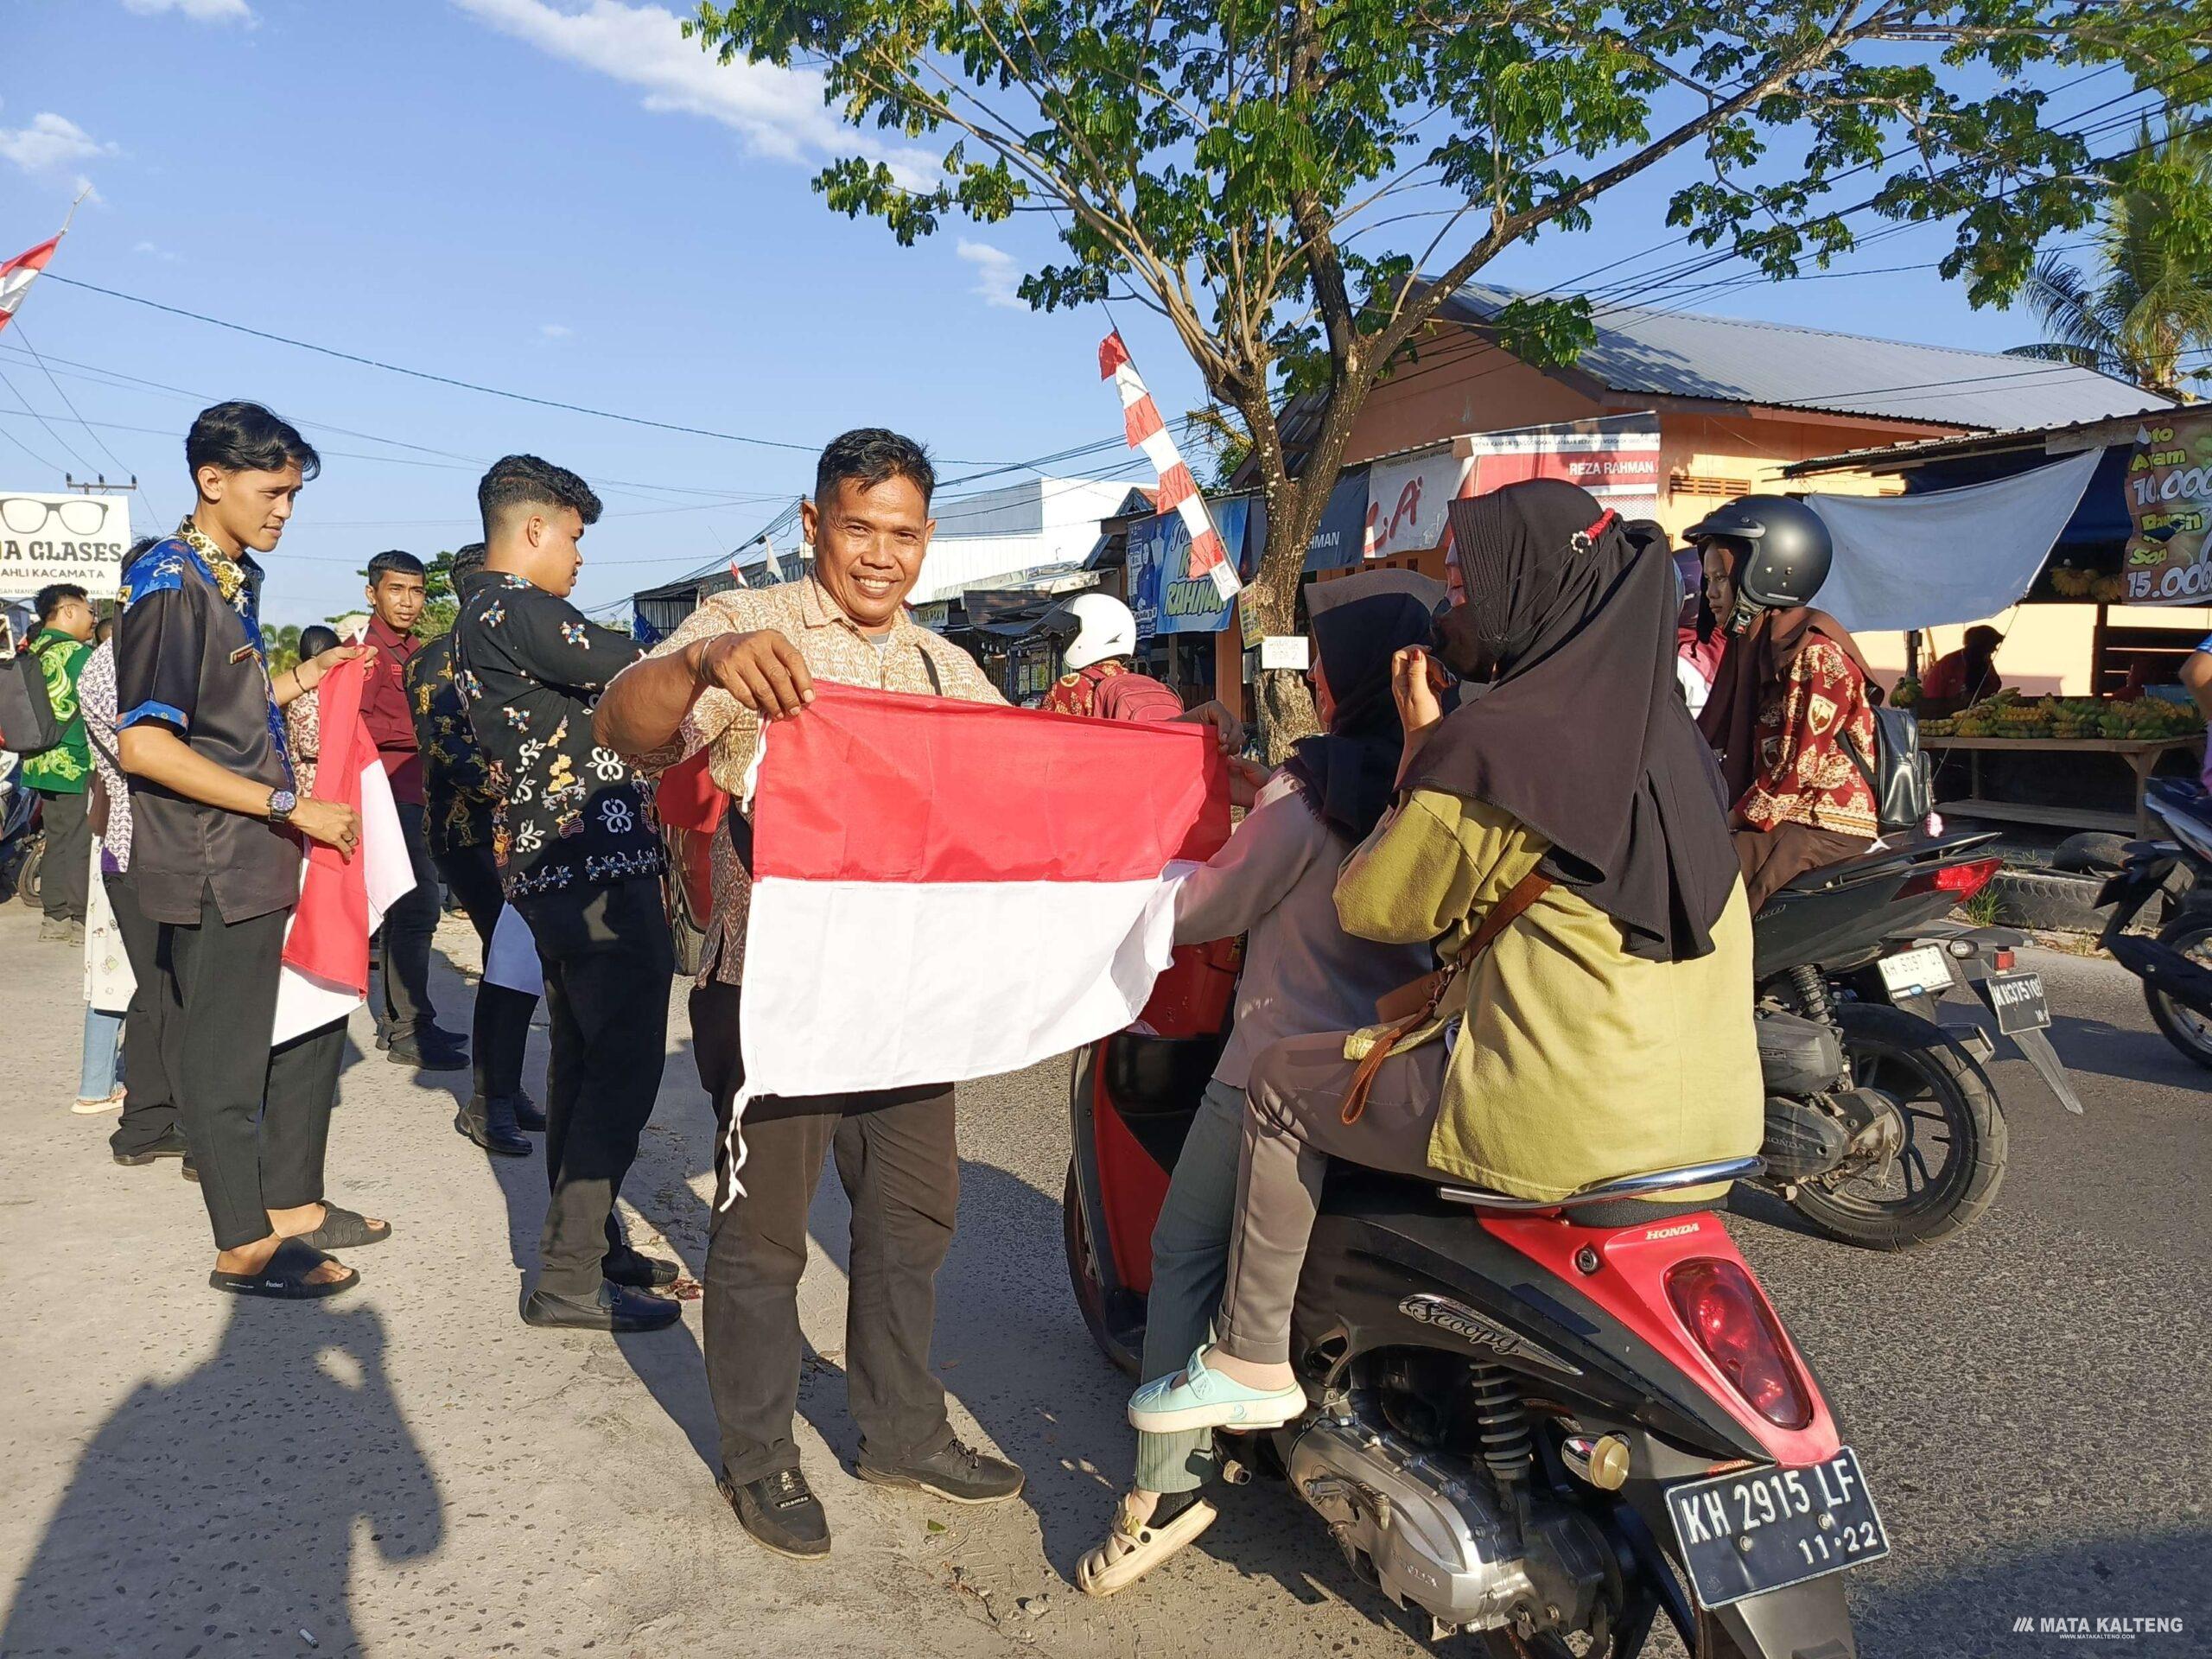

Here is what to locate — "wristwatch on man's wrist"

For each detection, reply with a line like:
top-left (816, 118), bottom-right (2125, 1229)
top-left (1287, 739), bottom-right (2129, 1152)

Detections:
top-left (266, 787), bottom-right (298, 826)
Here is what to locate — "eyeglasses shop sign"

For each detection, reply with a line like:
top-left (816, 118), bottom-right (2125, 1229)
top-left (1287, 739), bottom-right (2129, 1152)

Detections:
top-left (0, 492), bottom-right (134, 598)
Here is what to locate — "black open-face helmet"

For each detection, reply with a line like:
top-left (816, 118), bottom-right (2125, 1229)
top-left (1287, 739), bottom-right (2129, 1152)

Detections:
top-left (1686, 495), bottom-right (1833, 615)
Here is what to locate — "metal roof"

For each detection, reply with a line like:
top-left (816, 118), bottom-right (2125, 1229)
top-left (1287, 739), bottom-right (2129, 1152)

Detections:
top-left (1437, 283), bottom-right (2171, 431)
top-left (1780, 410), bottom-right (2164, 478)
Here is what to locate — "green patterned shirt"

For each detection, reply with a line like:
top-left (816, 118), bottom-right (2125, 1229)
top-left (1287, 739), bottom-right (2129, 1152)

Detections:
top-left (20, 626), bottom-right (91, 794)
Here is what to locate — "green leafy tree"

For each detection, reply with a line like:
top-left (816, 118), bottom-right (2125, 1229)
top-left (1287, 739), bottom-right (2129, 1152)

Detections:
top-left (2008, 111), bottom-right (2212, 400)
top-left (418, 549), bottom-right (461, 638)
top-left (265, 621), bottom-right (304, 676)
top-left (690, 0), bottom-right (2202, 742)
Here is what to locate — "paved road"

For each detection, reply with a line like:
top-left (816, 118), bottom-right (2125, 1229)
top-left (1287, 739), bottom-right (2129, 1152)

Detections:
top-left (0, 906), bottom-right (2202, 1657)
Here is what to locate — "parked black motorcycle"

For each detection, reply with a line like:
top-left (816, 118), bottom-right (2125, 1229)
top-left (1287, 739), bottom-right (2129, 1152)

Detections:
top-left (2097, 778), bottom-right (2212, 1069)
top-left (1744, 824), bottom-right (2079, 1250)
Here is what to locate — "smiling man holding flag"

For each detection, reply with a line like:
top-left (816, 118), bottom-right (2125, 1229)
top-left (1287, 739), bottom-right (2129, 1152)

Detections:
top-left (595, 428), bottom-right (1230, 1561)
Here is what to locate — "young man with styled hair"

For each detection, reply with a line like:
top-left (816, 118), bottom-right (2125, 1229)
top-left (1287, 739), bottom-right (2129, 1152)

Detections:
top-left (453, 453), bottom-right (679, 1332)
top-left (115, 399), bottom-right (380, 1300)
top-left (359, 545), bottom-right (462, 1070)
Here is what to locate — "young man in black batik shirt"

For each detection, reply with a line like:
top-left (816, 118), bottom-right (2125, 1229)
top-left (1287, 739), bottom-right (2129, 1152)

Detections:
top-left (454, 454), bottom-right (679, 1332)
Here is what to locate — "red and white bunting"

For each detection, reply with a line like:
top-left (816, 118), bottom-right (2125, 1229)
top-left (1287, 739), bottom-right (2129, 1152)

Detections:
top-left (0, 236), bottom-right (60, 336)
top-left (1098, 331), bottom-right (1241, 599)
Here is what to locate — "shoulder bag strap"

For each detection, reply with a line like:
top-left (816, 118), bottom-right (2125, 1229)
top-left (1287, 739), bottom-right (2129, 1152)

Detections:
top-left (1340, 866), bottom-right (1554, 1126)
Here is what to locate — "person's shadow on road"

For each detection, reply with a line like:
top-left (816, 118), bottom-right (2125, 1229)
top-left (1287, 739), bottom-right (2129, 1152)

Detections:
top-left (0, 1301), bottom-right (441, 1658)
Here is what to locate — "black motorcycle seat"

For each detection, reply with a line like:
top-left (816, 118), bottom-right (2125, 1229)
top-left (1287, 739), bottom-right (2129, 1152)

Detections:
top-left (1772, 825), bottom-right (1999, 897)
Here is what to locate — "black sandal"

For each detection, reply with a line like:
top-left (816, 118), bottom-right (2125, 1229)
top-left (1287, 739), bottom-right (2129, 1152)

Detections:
top-left (294, 1204), bottom-right (391, 1250)
top-left (209, 1236), bottom-right (359, 1300)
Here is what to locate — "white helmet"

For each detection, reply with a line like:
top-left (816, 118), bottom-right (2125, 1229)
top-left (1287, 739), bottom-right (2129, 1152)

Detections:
top-left (1059, 592), bottom-right (1139, 671)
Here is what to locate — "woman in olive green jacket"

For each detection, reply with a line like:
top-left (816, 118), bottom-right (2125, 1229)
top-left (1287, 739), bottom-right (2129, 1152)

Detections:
top-left (1128, 479), bottom-right (1764, 1435)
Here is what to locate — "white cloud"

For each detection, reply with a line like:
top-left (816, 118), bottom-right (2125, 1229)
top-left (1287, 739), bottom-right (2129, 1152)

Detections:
top-left (121, 0), bottom-right (256, 22)
top-left (132, 239), bottom-right (180, 262)
top-left (540, 322), bottom-right (573, 338)
top-left (453, 0), bottom-right (941, 186)
top-left (957, 239), bottom-right (1026, 311)
top-left (0, 107), bottom-right (117, 199)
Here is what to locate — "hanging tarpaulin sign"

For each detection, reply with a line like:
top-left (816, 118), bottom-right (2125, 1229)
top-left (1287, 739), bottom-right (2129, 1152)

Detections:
top-left (2123, 409), bottom-right (2212, 603)
top-left (1128, 498), bottom-right (1253, 638)
top-left (1, 491), bottom-right (133, 598)
top-left (1364, 446), bottom-right (1471, 561)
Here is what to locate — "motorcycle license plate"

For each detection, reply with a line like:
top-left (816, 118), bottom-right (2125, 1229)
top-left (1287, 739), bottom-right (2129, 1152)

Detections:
top-left (1665, 1448), bottom-right (1889, 1609)
top-left (1985, 969), bottom-right (2050, 1034)
top-left (1878, 944), bottom-right (1952, 1000)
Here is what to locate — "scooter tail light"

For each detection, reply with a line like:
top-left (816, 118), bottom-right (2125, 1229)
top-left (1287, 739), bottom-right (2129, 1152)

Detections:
top-left (1665, 1258), bottom-right (1815, 1432)
top-left (1897, 855), bottom-right (2001, 904)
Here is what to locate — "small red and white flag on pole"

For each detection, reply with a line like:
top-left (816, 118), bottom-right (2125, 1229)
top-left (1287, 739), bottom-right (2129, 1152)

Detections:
top-left (0, 236), bottom-right (61, 337)
top-left (718, 681), bottom-right (1226, 1200)
top-left (1100, 331), bottom-right (1242, 599)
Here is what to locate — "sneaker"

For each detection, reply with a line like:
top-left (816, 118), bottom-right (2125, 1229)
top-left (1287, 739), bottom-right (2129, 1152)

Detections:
top-left (38, 917), bottom-right (69, 941)
top-left (719, 1467), bottom-right (830, 1560)
top-left (855, 1437), bottom-right (1024, 1506)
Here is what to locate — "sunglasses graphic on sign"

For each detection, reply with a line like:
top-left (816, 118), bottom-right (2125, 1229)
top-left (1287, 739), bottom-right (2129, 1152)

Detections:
top-left (0, 496), bottom-right (109, 537)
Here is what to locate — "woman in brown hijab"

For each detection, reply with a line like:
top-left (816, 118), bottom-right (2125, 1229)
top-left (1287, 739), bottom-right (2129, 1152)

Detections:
top-left (1691, 496), bottom-right (1879, 911)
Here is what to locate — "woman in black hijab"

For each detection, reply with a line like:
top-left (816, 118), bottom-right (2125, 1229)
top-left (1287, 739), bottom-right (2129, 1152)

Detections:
top-left (1077, 568), bottom-right (1442, 1598)
top-left (1126, 479), bottom-right (1764, 1441)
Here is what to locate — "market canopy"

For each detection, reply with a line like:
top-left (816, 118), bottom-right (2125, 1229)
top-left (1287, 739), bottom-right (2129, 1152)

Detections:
top-left (1805, 449), bottom-right (2102, 634)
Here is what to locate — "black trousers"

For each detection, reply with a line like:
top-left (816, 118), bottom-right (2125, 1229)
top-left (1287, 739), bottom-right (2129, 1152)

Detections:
top-left (520, 878), bottom-right (671, 1300)
top-left (163, 887), bottom-right (334, 1249)
top-left (436, 842), bottom-right (537, 1103)
top-left (104, 869), bottom-right (181, 1158)
top-left (692, 978), bottom-right (959, 1484)
top-left (35, 788), bottom-right (90, 923)
top-left (377, 801), bottom-right (443, 1040)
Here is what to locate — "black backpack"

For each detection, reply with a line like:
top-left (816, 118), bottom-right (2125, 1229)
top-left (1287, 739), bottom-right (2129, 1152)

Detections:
top-left (0, 630), bottom-right (64, 758)
top-left (1843, 703), bottom-right (1934, 835)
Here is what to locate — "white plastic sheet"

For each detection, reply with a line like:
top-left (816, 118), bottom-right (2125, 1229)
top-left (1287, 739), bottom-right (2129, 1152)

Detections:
top-left (1805, 450), bottom-right (2101, 634)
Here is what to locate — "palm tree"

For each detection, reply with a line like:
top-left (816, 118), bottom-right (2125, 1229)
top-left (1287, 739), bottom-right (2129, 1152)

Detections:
top-left (2008, 113), bottom-right (2212, 403)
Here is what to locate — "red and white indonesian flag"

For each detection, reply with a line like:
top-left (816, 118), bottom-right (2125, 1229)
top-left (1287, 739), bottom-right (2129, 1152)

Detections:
top-left (271, 659), bottom-right (419, 1045)
top-left (723, 682), bottom-right (1227, 1199)
top-left (0, 237), bottom-right (60, 335)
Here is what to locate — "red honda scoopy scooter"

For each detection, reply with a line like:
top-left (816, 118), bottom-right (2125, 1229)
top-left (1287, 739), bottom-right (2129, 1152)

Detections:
top-left (1065, 945), bottom-right (1879, 1658)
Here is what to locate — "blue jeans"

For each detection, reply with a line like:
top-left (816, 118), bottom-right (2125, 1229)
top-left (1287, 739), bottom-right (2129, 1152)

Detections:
top-left (1134, 1076), bottom-right (1247, 1495)
top-left (79, 1005), bottom-right (124, 1101)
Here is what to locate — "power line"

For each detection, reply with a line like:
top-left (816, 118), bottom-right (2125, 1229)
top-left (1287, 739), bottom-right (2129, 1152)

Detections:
top-left (6, 324), bottom-right (148, 507)
top-left (0, 360), bottom-right (96, 475)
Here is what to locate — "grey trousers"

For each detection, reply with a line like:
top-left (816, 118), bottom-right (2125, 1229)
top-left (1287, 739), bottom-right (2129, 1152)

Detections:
top-left (1217, 1032), bottom-right (1450, 1366)
top-left (1135, 1077), bottom-right (1246, 1494)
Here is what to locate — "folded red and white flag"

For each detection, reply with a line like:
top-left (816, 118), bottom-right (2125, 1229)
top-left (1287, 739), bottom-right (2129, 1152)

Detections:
top-left (272, 658), bottom-right (418, 1045)
top-left (723, 682), bottom-right (1227, 1200)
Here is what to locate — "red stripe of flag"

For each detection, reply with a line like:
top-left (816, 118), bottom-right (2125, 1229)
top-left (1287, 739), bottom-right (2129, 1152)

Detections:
top-left (1123, 394), bottom-right (1165, 447)
top-left (1098, 330), bottom-right (1132, 378)
top-left (1153, 461), bottom-right (1198, 513)
top-left (753, 683), bottom-right (1227, 885)
top-left (1186, 528), bottom-right (1227, 578)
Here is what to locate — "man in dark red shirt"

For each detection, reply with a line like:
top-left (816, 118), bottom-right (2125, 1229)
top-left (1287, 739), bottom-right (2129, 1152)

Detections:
top-left (361, 549), bottom-right (464, 1070)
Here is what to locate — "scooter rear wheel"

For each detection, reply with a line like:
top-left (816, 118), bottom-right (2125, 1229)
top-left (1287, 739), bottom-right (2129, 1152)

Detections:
top-left (1788, 1002), bottom-right (2005, 1250)
top-left (2144, 913), bottom-right (2212, 1071)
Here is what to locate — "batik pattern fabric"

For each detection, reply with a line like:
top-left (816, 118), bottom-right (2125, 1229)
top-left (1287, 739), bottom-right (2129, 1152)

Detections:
top-left (19, 627), bottom-right (91, 792)
top-left (1041, 660), bottom-right (1123, 719)
top-left (1738, 636), bottom-right (1880, 839)
top-left (76, 639), bottom-right (130, 869)
top-left (404, 629), bottom-right (495, 857)
top-left (451, 571), bottom-right (662, 900)
top-left (611, 575), bottom-right (1003, 985)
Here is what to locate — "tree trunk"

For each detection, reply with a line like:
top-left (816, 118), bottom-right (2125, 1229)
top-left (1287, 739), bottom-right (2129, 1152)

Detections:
top-left (1241, 512), bottom-right (1319, 761)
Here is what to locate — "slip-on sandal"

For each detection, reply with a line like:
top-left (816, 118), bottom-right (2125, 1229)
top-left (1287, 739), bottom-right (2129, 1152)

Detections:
top-left (209, 1236), bottom-right (358, 1300)
top-left (1076, 1494), bottom-right (1217, 1598)
top-left (293, 1204), bottom-right (391, 1251)
top-left (1127, 1347), bottom-right (1306, 1436)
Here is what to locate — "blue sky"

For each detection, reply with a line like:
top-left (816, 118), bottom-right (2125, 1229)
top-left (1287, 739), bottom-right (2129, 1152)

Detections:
top-left (0, 0), bottom-right (2135, 627)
